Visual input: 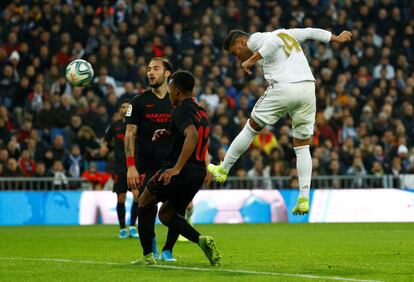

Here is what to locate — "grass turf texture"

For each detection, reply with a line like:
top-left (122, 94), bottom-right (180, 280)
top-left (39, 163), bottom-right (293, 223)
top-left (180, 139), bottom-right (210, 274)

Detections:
top-left (0, 223), bottom-right (413, 281)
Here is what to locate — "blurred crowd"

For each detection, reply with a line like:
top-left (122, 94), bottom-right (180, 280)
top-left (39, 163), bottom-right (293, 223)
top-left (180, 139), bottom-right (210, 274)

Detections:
top-left (0, 0), bottom-right (414, 189)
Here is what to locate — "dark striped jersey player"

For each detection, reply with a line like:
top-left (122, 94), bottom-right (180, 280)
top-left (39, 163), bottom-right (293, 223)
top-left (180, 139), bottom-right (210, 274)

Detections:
top-left (102, 100), bottom-right (140, 239)
top-left (135, 70), bottom-right (221, 266)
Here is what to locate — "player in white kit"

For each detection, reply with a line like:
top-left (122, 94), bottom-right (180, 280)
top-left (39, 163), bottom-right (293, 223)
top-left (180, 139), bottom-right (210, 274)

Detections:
top-left (208, 28), bottom-right (352, 214)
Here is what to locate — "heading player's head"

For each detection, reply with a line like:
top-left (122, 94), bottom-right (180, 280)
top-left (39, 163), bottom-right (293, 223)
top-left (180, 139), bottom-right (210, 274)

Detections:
top-left (223, 30), bottom-right (253, 61)
top-left (147, 57), bottom-right (173, 88)
top-left (168, 70), bottom-right (195, 106)
top-left (119, 99), bottom-right (131, 116)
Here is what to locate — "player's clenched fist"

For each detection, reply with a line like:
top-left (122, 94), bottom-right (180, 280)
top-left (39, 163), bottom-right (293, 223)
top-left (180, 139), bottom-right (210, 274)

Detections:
top-left (331, 31), bottom-right (352, 43)
top-left (241, 61), bottom-right (253, 75)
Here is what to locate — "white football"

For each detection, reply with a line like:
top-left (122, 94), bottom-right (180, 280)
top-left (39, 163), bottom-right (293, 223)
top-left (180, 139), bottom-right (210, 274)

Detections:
top-left (65, 59), bottom-right (94, 87)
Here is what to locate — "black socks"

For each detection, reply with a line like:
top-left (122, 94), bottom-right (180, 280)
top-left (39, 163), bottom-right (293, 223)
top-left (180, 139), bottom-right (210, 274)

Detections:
top-left (162, 208), bottom-right (185, 252)
top-left (166, 214), bottom-right (200, 244)
top-left (138, 205), bottom-right (157, 255)
top-left (116, 202), bottom-right (126, 229)
top-left (130, 201), bottom-right (139, 226)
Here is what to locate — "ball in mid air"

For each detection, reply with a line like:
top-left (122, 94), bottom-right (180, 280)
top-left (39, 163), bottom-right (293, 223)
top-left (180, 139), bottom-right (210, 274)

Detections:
top-left (65, 59), bottom-right (94, 87)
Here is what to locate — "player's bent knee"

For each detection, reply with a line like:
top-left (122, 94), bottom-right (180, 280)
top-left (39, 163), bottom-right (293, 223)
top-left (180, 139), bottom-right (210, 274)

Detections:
top-left (158, 203), bottom-right (176, 225)
top-left (131, 189), bottom-right (140, 201)
top-left (117, 193), bottom-right (126, 203)
top-left (138, 189), bottom-right (156, 208)
top-left (158, 211), bottom-right (170, 225)
top-left (248, 118), bottom-right (264, 133)
top-left (293, 135), bottom-right (311, 148)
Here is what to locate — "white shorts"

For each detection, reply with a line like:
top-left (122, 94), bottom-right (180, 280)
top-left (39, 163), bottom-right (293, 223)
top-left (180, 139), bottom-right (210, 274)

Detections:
top-left (251, 81), bottom-right (316, 140)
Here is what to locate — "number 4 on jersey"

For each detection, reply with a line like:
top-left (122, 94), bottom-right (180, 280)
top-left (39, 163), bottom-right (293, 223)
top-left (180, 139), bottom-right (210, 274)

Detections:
top-left (277, 33), bottom-right (301, 57)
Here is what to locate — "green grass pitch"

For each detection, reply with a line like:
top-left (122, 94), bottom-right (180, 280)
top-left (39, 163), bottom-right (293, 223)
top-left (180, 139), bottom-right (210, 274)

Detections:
top-left (0, 223), bottom-right (413, 281)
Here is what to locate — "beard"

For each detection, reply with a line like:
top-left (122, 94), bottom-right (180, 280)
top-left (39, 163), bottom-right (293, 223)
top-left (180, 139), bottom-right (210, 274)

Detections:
top-left (149, 77), bottom-right (165, 88)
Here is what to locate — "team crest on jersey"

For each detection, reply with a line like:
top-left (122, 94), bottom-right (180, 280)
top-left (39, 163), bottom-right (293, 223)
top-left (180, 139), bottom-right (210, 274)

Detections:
top-left (126, 105), bottom-right (132, 117)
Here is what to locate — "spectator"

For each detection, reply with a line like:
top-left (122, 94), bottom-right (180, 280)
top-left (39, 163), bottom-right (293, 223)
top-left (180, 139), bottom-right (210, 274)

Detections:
top-left (0, 148), bottom-right (10, 166)
top-left (51, 160), bottom-right (69, 190)
top-left (252, 125), bottom-right (278, 156)
top-left (270, 161), bottom-right (287, 189)
top-left (3, 158), bottom-right (22, 177)
top-left (346, 156), bottom-right (367, 188)
top-left (0, 0), bottom-right (413, 190)
top-left (77, 126), bottom-right (100, 160)
top-left (50, 76), bottom-right (71, 96)
top-left (373, 57), bottom-right (395, 80)
top-left (0, 65), bottom-right (18, 109)
top-left (18, 150), bottom-right (37, 177)
top-left (35, 101), bottom-right (56, 129)
top-left (51, 135), bottom-right (68, 161)
top-left (7, 137), bottom-right (21, 159)
top-left (371, 161), bottom-right (385, 188)
top-left (17, 118), bottom-right (33, 144)
top-left (26, 83), bottom-right (45, 113)
top-left (55, 95), bottom-right (75, 128)
top-left (33, 161), bottom-right (49, 177)
top-left (81, 162), bottom-right (111, 190)
top-left (0, 117), bottom-right (11, 146)
top-left (247, 158), bottom-right (272, 189)
top-left (398, 145), bottom-right (414, 173)
top-left (327, 159), bottom-right (343, 188)
top-left (64, 115), bottom-right (82, 147)
top-left (64, 144), bottom-right (86, 178)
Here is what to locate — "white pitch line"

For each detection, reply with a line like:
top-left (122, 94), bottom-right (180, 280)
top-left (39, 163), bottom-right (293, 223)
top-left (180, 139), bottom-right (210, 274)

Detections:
top-left (151, 264), bottom-right (382, 282)
top-left (0, 257), bottom-right (382, 282)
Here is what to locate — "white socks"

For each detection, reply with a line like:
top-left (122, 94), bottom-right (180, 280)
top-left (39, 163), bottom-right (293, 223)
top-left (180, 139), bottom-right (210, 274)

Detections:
top-left (222, 120), bottom-right (259, 172)
top-left (294, 145), bottom-right (312, 199)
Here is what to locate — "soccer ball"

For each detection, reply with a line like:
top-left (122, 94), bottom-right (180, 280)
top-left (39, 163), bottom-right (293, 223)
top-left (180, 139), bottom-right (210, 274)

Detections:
top-left (65, 59), bottom-right (94, 87)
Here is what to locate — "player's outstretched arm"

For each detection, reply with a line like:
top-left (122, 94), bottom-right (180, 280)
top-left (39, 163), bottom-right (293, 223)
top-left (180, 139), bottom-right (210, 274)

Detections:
top-left (330, 31), bottom-right (352, 44)
top-left (125, 124), bottom-right (140, 190)
top-left (159, 125), bottom-right (198, 185)
top-left (289, 28), bottom-right (351, 44)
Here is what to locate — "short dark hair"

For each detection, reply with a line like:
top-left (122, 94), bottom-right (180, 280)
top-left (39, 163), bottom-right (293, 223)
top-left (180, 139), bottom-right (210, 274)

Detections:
top-left (223, 30), bottom-right (250, 51)
top-left (119, 98), bottom-right (131, 106)
top-left (150, 57), bottom-right (174, 73)
top-left (170, 70), bottom-right (195, 93)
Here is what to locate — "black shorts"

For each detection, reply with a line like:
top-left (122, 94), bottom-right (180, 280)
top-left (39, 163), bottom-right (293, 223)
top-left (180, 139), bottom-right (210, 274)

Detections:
top-left (113, 170), bottom-right (128, 194)
top-left (146, 166), bottom-right (206, 210)
top-left (138, 168), bottom-right (158, 194)
top-left (113, 168), bottom-right (158, 194)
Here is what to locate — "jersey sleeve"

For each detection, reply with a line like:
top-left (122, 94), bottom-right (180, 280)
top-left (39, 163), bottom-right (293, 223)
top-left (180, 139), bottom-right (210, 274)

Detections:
top-left (288, 28), bottom-right (332, 43)
top-left (248, 32), bottom-right (283, 58)
top-left (125, 98), bottom-right (141, 125)
top-left (247, 33), bottom-right (263, 52)
top-left (104, 123), bottom-right (115, 142)
top-left (257, 37), bottom-right (282, 59)
top-left (172, 108), bottom-right (194, 135)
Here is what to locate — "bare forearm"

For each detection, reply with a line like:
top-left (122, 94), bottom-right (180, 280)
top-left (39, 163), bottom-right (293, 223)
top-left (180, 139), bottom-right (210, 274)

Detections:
top-left (245, 52), bottom-right (263, 65)
top-left (125, 124), bottom-right (137, 158)
top-left (173, 131), bottom-right (198, 171)
top-left (330, 31), bottom-right (352, 44)
top-left (330, 34), bottom-right (340, 42)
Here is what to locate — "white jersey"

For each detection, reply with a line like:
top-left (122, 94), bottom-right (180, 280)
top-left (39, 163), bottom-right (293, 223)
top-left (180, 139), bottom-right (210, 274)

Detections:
top-left (247, 28), bottom-right (331, 84)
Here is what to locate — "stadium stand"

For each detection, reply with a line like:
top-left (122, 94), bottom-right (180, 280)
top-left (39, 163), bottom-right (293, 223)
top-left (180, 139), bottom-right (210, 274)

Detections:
top-left (0, 0), bottom-right (413, 190)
